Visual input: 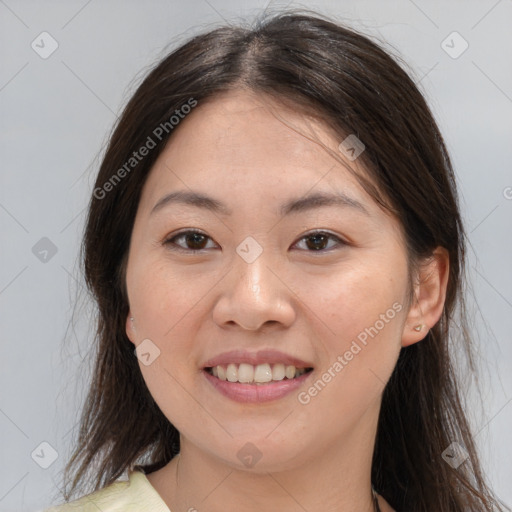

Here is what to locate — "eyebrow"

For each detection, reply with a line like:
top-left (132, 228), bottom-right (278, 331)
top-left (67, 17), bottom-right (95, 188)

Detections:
top-left (150, 190), bottom-right (370, 217)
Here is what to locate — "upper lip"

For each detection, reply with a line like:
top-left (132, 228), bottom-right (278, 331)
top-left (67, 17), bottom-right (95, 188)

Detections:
top-left (202, 349), bottom-right (314, 369)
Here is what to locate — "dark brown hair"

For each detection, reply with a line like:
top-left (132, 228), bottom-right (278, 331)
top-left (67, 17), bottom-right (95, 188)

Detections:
top-left (60, 9), bottom-right (507, 511)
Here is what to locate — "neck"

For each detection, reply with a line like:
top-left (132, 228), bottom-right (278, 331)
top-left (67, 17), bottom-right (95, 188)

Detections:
top-left (149, 407), bottom-right (383, 512)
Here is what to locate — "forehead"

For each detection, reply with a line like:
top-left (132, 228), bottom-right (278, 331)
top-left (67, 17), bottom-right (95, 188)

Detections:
top-left (139, 90), bottom-right (376, 214)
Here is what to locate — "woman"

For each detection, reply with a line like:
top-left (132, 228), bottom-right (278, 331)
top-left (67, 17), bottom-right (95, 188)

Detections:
top-left (45, 9), bottom-right (508, 512)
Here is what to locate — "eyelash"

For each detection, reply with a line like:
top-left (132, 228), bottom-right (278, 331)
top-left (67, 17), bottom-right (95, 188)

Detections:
top-left (162, 229), bottom-right (347, 253)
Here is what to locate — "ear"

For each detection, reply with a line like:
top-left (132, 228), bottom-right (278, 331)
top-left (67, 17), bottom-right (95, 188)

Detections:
top-left (126, 311), bottom-right (136, 345)
top-left (402, 246), bottom-right (450, 347)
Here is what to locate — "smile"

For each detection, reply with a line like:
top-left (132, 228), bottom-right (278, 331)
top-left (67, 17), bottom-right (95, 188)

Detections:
top-left (205, 363), bottom-right (313, 384)
top-left (202, 364), bottom-right (314, 403)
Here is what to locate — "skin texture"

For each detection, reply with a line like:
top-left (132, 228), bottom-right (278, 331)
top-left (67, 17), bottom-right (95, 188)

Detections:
top-left (124, 90), bottom-right (449, 512)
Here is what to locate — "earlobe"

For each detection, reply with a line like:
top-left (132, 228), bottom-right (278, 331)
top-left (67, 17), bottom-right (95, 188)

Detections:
top-left (126, 313), bottom-right (136, 344)
top-left (402, 247), bottom-right (450, 347)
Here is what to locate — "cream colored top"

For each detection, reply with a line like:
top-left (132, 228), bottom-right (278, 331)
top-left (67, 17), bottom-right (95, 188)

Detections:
top-left (44, 469), bottom-right (170, 511)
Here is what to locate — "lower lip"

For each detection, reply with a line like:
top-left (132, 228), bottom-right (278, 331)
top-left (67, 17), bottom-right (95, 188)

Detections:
top-left (202, 369), bottom-right (313, 403)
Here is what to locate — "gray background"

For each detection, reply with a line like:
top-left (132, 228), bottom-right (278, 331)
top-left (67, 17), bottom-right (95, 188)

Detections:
top-left (1, 1), bottom-right (511, 510)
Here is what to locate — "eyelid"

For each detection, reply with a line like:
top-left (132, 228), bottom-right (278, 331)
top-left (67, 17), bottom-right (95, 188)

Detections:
top-left (292, 230), bottom-right (348, 251)
top-left (163, 229), bottom-right (348, 253)
top-left (163, 229), bottom-right (218, 252)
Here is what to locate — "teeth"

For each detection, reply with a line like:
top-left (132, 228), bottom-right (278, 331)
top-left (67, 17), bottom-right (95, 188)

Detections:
top-left (285, 365), bottom-right (296, 379)
top-left (272, 363), bottom-right (285, 381)
top-left (254, 363), bottom-right (272, 383)
top-left (238, 363), bottom-right (255, 383)
top-left (226, 363), bottom-right (238, 383)
top-left (208, 363), bottom-right (309, 384)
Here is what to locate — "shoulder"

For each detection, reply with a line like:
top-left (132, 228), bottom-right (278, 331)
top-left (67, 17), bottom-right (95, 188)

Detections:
top-left (43, 469), bottom-right (171, 512)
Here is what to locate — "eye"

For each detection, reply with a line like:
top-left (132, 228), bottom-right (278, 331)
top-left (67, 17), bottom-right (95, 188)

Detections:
top-left (163, 230), bottom-right (217, 252)
top-left (163, 229), bottom-right (347, 253)
top-left (293, 231), bottom-right (346, 252)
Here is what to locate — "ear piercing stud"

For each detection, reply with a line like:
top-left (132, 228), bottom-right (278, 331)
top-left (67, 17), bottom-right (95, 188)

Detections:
top-left (413, 324), bottom-right (423, 332)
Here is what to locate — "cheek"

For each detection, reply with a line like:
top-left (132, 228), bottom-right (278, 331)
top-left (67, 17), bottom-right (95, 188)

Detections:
top-left (299, 260), bottom-right (407, 342)
top-left (129, 260), bottom-right (204, 426)
top-left (128, 257), bottom-right (210, 335)
top-left (294, 258), bottom-right (407, 404)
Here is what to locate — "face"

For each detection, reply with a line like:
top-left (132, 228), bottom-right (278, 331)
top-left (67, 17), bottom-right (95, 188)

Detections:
top-left (124, 90), bottom-right (412, 472)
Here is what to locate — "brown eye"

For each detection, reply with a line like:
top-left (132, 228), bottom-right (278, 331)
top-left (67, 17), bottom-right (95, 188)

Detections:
top-left (184, 232), bottom-right (207, 249)
top-left (305, 233), bottom-right (329, 250)
top-left (294, 231), bottom-right (346, 252)
top-left (164, 230), bottom-right (216, 251)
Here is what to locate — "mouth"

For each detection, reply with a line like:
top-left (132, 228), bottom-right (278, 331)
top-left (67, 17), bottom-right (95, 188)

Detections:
top-left (201, 350), bottom-right (315, 402)
top-left (204, 363), bottom-right (314, 385)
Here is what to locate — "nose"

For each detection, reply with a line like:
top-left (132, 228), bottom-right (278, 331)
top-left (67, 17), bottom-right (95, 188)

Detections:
top-left (212, 249), bottom-right (296, 332)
